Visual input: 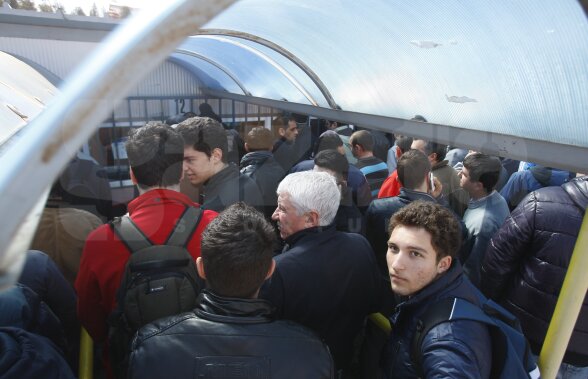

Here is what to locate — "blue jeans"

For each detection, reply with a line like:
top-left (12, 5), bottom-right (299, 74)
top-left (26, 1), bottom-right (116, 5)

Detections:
top-left (556, 362), bottom-right (588, 379)
top-left (533, 355), bottom-right (588, 379)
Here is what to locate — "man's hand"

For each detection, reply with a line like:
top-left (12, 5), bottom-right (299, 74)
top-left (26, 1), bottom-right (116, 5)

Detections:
top-left (431, 176), bottom-right (443, 198)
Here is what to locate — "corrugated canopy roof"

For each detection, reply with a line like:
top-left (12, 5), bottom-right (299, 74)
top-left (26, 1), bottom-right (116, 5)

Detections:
top-left (0, 52), bottom-right (57, 146)
top-left (172, 0), bottom-right (588, 172)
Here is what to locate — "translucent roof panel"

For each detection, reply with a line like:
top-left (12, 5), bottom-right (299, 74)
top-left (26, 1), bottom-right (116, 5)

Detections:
top-left (169, 53), bottom-right (246, 95)
top-left (177, 36), bottom-right (320, 105)
top-left (0, 52), bottom-right (58, 145)
top-left (206, 35), bottom-right (332, 108)
top-left (200, 0), bottom-right (588, 149)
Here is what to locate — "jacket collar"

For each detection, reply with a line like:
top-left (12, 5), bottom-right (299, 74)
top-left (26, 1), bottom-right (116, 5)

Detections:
top-left (467, 190), bottom-right (497, 209)
top-left (240, 151), bottom-right (272, 166)
top-left (127, 188), bottom-right (196, 215)
top-left (563, 176), bottom-right (588, 212)
top-left (204, 163), bottom-right (238, 189)
top-left (283, 224), bottom-right (335, 251)
top-left (195, 289), bottom-right (276, 324)
top-left (432, 160), bottom-right (449, 170)
top-left (398, 188), bottom-right (436, 202)
top-left (392, 261), bottom-right (464, 321)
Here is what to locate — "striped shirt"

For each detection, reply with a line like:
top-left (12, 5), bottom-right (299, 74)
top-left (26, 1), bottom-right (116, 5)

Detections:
top-left (354, 156), bottom-right (389, 199)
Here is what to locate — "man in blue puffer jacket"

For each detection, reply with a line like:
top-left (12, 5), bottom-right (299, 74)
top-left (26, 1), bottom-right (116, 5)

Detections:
top-left (482, 175), bottom-right (588, 378)
top-left (382, 201), bottom-right (492, 378)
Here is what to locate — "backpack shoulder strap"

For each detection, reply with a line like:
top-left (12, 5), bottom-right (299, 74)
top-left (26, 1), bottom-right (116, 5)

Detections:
top-left (412, 297), bottom-right (507, 378)
top-left (111, 215), bottom-right (152, 254)
top-left (165, 206), bottom-right (203, 247)
top-left (411, 297), bottom-right (457, 370)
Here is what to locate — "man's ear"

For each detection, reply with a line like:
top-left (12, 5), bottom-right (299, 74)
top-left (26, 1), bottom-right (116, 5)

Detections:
top-left (244, 142), bottom-right (251, 153)
top-left (265, 259), bottom-right (276, 280)
top-left (278, 127), bottom-right (285, 137)
top-left (306, 210), bottom-right (320, 227)
top-left (196, 257), bottom-right (206, 280)
top-left (437, 255), bottom-right (452, 274)
top-left (211, 147), bottom-right (223, 163)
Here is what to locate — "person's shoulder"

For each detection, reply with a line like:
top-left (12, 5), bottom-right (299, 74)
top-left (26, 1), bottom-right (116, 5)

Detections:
top-left (200, 208), bottom-right (219, 221)
top-left (332, 229), bottom-right (372, 249)
top-left (85, 222), bottom-right (112, 242)
top-left (369, 196), bottom-right (401, 212)
top-left (290, 159), bottom-right (313, 173)
top-left (271, 319), bottom-right (332, 346)
top-left (134, 311), bottom-right (198, 345)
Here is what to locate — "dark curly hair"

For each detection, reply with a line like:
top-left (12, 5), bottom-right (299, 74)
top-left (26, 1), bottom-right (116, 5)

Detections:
top-left (389, 200), bottom-right (461, 261)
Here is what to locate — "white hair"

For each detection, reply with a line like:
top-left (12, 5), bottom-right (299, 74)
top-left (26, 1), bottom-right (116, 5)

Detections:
top-left (276, 171), bottom-right (340, 226)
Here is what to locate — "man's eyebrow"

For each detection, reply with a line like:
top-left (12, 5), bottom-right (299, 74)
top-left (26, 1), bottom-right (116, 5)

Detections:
top-left (388, 243), bottom-right (430, 254)
top-left (406, 245), bottom-right (429, 254)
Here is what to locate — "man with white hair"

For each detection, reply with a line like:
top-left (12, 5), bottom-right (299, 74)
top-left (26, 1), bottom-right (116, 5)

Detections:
top-left (260, 170), bottom-right (384, 376)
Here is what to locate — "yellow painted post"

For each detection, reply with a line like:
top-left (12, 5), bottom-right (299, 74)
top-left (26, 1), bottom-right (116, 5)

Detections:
top-left (538, 210), bottom-right (588, 379)
top-left (79, 327), bottom-right (93, 379)
top-left (369, 313), bottom-right (392, 336)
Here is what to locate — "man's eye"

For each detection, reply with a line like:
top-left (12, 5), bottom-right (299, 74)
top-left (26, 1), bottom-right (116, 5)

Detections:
top-left (388, 246), bottom-right (398, 253)
top-left (410, 251), bottom-right (422, 258)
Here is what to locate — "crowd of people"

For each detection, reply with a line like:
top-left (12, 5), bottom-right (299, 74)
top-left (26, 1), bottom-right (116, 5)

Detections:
top-left (2, 110), bottom-right (587, 379)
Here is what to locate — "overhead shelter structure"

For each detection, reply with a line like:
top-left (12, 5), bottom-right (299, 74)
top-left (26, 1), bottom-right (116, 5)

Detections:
top-left (0, 1), bottom-right (587, 378)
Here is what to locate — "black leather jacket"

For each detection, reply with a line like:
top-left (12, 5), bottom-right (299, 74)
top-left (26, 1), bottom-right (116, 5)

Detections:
top-left (128, 290), bottom-right (334, 379)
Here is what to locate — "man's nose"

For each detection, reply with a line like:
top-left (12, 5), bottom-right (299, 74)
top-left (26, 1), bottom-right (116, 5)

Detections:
top-left (390, 253), bottom-right (406, 271)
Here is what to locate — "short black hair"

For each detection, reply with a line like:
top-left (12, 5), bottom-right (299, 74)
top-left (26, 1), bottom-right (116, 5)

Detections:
top-left (463, 153), bottom-right (502, 194)
top-left (397, 149), bottom-right (431, 189)
top-left (201, 202), bottom-right (277, 298)
top-left (314, 130), bottom-right (343, 155)
top-left (423, 141), bottom-right (448, 162)
top-left (350, 130), bottom-right (374, 152)
top-left (314, 149), bottom-right (349, 181)
top-left (125, 121), bottom-right (184, 190)
top-left (396, 135), bottom-right (414, 154)
top-left (176, 117), bottom-right (228, 163)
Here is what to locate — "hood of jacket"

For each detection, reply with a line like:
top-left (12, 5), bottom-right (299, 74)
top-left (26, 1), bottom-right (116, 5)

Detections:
top-left (240, 151), bottom-right (272, 167)
top-left (563, 176), bottom-right (588, 212)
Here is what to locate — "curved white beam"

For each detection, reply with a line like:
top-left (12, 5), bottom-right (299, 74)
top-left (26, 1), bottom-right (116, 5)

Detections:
top-left (0, 0), bottom-right (236, 287)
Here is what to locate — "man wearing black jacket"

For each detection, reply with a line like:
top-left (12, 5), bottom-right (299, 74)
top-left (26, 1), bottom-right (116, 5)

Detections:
top-left (240, 126), bottom-right (286, 220)
top-left (128, 202), bottom-right (334, 379)
top-left (177, 117), bottom-right (262, 212)
top-left (260, 171), bottom-right (383, 376)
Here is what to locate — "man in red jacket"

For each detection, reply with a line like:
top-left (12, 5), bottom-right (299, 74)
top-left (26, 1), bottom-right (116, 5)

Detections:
top-left (75, 122), bottom-right (217, 377)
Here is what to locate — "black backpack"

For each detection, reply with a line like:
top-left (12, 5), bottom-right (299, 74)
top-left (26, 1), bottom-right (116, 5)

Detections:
top-left (411, 297), bottom-right (540, 379)
top-left (108, 206), bottom-right (203, 379)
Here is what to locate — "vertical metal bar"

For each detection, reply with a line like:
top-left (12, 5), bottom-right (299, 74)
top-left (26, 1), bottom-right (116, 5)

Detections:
top-left (143, 98), bottom-right (148, 122)
top-left (538, 212), bottom-right (588, 379)
top-left (127, 99), bottom-right (133, 127)
top-left (219, 98), bottom-right (223, 122)
top-left (232, 99), bottom-right (236, 123)
top-left (79, 328), bottom-right (93, 379)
